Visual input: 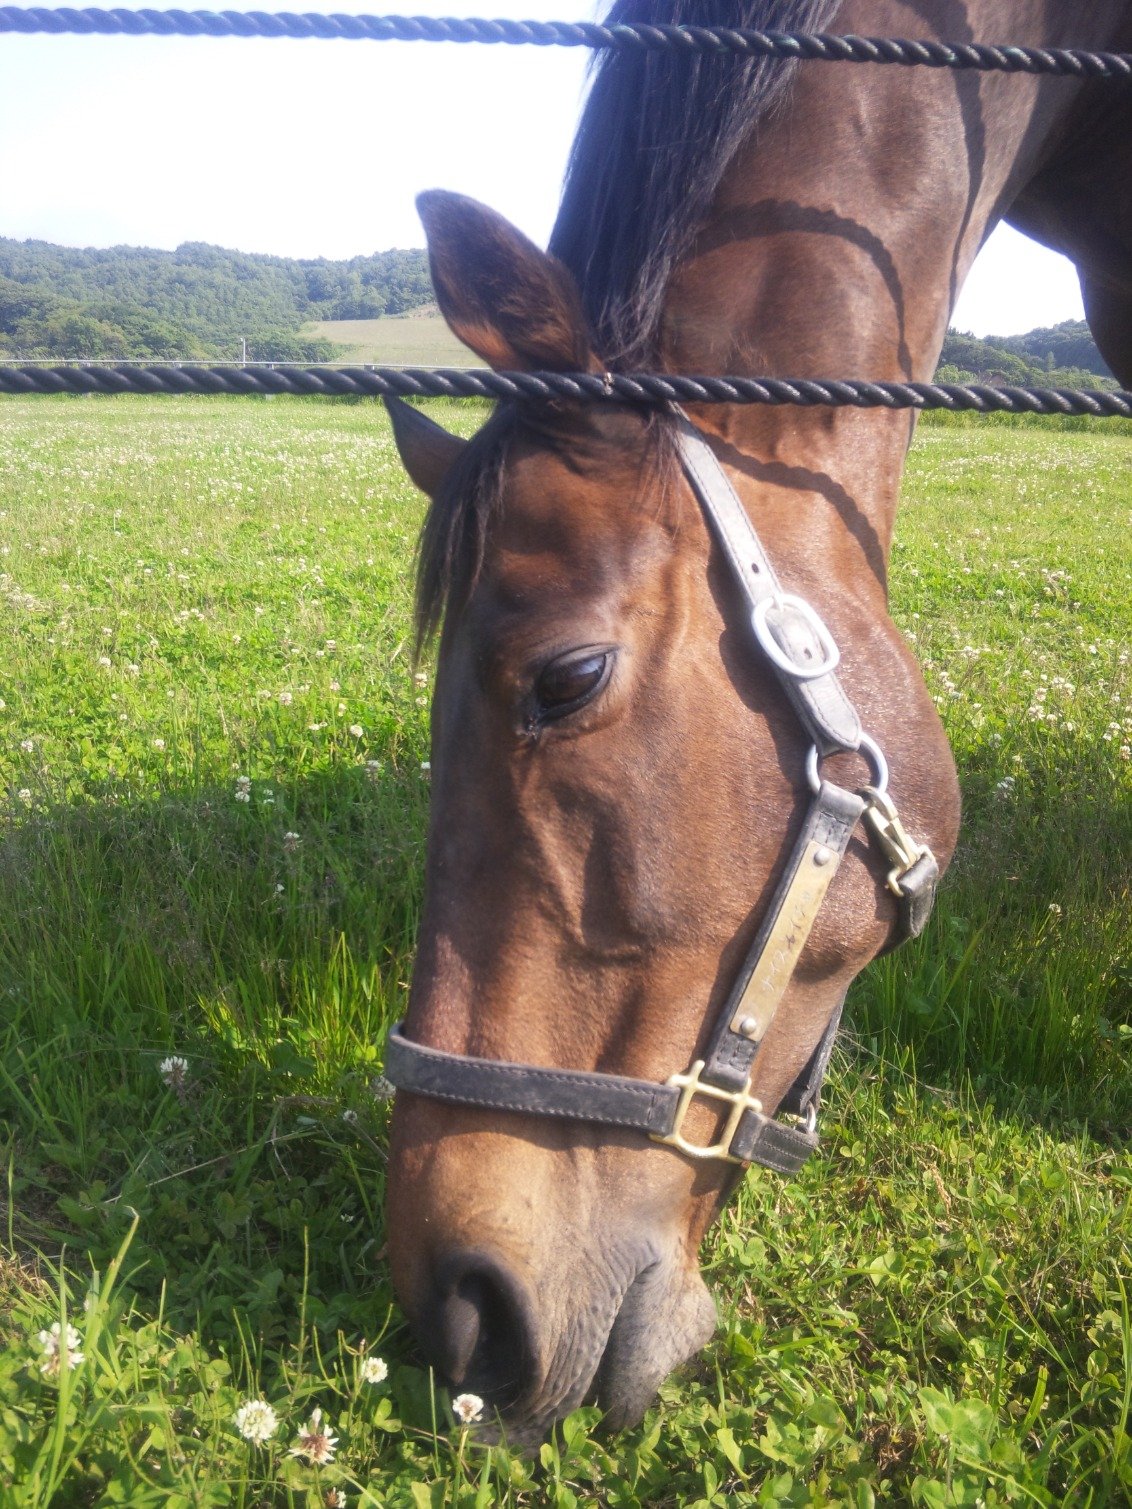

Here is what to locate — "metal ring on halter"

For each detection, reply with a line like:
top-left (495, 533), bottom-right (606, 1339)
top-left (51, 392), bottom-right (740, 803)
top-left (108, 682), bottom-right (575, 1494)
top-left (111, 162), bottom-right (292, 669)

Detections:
top-left (751, 593), bottom-right (841, 681)
top-left (805, 732), bottom-right (889, 796)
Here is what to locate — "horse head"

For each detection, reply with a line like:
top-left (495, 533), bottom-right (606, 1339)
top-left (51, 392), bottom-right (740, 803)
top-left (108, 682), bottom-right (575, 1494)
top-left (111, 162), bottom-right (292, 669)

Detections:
top-left (383, 190), bottom-right (960, 1439)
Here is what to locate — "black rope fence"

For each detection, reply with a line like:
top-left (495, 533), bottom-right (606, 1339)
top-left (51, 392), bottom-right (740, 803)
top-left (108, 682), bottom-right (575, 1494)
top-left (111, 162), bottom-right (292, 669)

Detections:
top-left (2, 363), bottom-right (1129, 416)
top-left (3, 13), bottom-right (1128, 414)
top-left (0, 8), bottom-right (1130, 77)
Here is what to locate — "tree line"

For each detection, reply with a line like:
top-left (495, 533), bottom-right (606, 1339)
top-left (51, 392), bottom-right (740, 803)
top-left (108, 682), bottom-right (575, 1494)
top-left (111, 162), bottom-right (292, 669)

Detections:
top-left (0, 238), bottom-right (434, 360)
top-left (937, 322), bottom-right (1116, 391)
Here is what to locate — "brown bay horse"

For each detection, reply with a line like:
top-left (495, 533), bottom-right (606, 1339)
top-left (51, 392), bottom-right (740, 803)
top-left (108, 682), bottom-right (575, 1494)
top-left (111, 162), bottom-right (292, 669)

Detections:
top-left (382, 0), bottom-right (1132, 1441)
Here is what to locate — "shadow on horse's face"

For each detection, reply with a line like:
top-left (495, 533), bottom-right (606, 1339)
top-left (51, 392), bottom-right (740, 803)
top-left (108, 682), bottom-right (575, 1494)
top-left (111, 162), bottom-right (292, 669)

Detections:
top-left (381, 192), bottom-right (956, 1440)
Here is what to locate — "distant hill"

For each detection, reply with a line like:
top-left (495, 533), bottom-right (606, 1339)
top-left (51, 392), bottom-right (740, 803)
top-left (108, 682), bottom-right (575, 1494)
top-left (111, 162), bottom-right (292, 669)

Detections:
top-left (938, 321), bottom-right (1116, 391)
top-left (0, 235), bottom-right (1119, 386)
top-left (0, 238), bottom-right (433, 361)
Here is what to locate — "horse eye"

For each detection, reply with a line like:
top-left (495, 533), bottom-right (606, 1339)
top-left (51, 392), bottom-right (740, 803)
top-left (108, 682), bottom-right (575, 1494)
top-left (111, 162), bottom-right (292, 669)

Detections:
top-left (534, 650), bottom-right (612, 720)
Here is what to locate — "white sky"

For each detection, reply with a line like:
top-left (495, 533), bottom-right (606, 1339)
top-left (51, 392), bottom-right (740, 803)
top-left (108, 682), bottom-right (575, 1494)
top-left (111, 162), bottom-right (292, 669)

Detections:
top-left (0, 0), bottom-right (1085, 339)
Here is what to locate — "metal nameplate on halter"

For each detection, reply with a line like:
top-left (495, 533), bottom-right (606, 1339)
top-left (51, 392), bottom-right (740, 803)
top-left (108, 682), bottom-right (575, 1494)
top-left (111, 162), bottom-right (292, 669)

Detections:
top-left (650, 1060), bottom-right (763, 1163)
top-left (728, 837), bottom-right (844, 1040)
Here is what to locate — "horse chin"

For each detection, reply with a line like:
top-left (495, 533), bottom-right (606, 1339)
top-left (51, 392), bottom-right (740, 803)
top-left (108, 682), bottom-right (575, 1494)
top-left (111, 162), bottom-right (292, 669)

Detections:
top-left (592, 1257), bottom-right (718, 1431)
top-left (483, 1253), bottom-right (717, 1446)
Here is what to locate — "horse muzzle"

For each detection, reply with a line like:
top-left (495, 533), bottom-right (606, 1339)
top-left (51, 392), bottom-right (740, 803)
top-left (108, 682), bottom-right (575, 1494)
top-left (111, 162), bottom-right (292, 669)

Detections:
top-left (409, 1234), bottom-right (717, 1441)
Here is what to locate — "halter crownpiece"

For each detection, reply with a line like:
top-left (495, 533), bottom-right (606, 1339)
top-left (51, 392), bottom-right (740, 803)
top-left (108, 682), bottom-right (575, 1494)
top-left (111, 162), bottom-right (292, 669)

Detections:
top-left (384, 410), bottom-right (938, 1174)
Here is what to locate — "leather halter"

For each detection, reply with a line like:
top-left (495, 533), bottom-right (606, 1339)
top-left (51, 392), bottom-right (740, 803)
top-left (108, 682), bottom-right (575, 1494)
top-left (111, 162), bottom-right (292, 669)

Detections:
top-left (385, 411), bottom-right (938, 1174)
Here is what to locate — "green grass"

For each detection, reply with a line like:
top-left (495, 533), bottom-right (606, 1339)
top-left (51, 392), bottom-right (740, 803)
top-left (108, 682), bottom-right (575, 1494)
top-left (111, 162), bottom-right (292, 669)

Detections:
top-left (0, 398), bottom-right (1129, 1505)
top-left (304, 315), bottom-right (477, 367)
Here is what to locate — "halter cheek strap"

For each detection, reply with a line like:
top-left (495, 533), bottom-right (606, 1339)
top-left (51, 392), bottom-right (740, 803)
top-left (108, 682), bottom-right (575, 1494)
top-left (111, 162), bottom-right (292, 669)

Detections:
top-left (383, 412), bottom-right (938, 1174)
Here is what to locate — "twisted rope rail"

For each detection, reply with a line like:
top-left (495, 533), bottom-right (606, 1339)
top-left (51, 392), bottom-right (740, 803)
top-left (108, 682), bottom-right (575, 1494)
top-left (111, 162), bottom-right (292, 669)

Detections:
top-left (0, 8), bottom-right (1129, 76)
top-left (2, 364), bottom-right (1129, 415)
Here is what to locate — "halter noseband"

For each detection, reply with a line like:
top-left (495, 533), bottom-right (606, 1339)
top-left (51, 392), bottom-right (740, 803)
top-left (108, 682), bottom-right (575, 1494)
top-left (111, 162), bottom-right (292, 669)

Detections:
top-left (385, 410), bottom-right (938, 1175)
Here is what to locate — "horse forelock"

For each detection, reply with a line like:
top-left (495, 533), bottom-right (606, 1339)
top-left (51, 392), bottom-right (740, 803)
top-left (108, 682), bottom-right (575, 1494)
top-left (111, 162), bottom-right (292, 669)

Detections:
top-left (414, 404), bottom-right (682, 655)
top-left (414, 405), bottom-right (519, 656)
top-left (548, 0), bottom-right (844, 367)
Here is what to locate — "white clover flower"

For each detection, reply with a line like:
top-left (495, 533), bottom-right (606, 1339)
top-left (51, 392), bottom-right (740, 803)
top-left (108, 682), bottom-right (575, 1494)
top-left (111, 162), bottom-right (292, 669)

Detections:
top-left (289, 1407), bottom-right (337, 1465)
top-left (451, 1392), bottom-right (484, 1425)
top-left (159, 1055), bottom-right (189, 1092)
top-left (359, 1355), bottom-right (388, 1385)
top-left (283, 831), bottom-right (301, 853)
top-left (20, 738), bottom-right (34, 752)
top-left (38, 1321), bottom-right (84, 1376)
top-left (234, 1398), bottom-right (278, 1443)
top-left (324, 1490), bottom-right (347, 1508)
top-left (278, 691), bottom-right (293, 706)
top-left (17, 788), bottom-right (31, 803)
top-left (348, 724), bottom-right (363, 739)
top-left (235, 790), bottom-right (251, 803)
top-left (97, 655), bottom-right (112, 669)
top-left (152, 738), bottom-right (165, 750)
top-left (420, 761), bottom-right (431, 773)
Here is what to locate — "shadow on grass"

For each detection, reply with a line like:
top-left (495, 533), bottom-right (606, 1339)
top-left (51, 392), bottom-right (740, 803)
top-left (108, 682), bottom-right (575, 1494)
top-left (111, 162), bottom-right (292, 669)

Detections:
top-left (0, 761), bottom-right (427, 1345)
top-left (848, 729), bottom-right (1132, 1136)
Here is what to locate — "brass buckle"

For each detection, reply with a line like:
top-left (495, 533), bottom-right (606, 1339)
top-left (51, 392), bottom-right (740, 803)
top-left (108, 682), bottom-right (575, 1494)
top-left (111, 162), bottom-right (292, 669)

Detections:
top-left (861, 786), bottom-right (935, 897)
top-left (650, 1060), bottom-right (762, 1165)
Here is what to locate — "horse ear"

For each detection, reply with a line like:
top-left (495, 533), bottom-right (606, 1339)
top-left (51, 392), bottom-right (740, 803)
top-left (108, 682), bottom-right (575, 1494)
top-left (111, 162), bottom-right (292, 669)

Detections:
top-left (417, 190), bottom-right (600, 373)
top-left (384, 395), bottom-right (467, 499)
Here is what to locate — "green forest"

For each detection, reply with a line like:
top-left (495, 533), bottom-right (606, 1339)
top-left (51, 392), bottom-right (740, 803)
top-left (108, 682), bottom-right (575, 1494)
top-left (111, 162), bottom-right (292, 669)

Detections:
top-left (0, 239), bottom-right (433, 361)
top-left (937, 323), bottom-right (1116, 390)
top-left (0, 233), bottom-right (1120, 387)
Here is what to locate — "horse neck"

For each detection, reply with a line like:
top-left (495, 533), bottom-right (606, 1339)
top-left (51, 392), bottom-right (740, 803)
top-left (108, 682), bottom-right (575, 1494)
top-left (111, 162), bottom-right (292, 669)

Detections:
top-left (658, 0), bottom-right (1097, 591)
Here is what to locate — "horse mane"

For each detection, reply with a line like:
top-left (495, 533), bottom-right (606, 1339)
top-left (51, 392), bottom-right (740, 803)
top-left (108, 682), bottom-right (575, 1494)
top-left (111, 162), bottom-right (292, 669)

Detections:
top-left (415, 0), bottom-right (842, 649)
top-left (549, 0), bottom-right (844, 367)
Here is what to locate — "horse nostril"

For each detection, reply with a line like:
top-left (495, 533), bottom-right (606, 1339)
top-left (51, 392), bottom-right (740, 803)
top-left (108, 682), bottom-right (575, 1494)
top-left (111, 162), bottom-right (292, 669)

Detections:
top-left (429, 1252), bottom-right (536, 1411)
top-left (439, 1277), bottom-right (486, 1382)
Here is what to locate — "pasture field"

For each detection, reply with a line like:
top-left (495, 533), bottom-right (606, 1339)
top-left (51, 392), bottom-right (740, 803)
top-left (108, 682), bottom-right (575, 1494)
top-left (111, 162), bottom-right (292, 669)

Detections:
top-left (0, 396), bottom-right (1129, 1506)
top-left (303, 316), bottom-right (477, 367)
